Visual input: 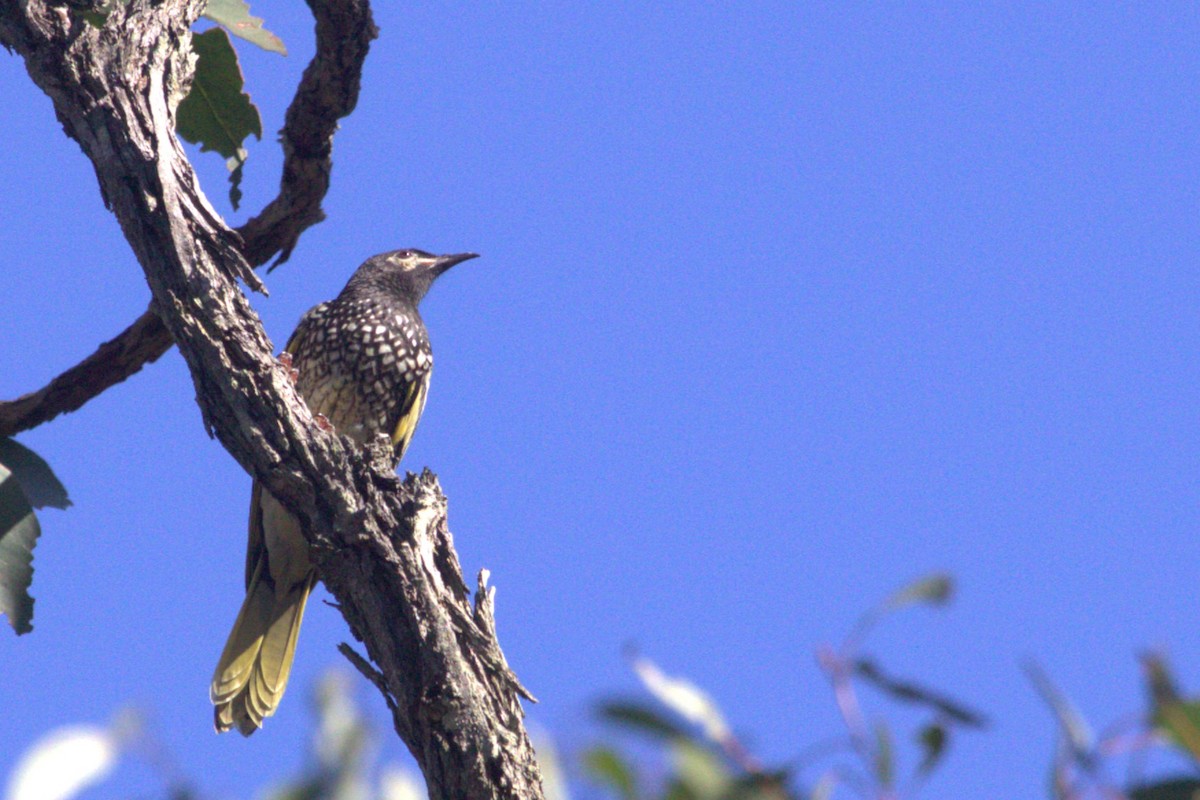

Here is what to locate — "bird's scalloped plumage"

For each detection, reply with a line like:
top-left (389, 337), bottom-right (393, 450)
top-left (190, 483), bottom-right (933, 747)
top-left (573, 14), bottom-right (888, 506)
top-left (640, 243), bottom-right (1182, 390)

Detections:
top-left (210, 250), bottom-right (469, 735)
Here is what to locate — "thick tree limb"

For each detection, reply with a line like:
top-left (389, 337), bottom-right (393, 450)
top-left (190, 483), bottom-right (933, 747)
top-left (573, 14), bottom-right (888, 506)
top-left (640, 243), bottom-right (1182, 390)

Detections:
top-left (0, 2), bottom-right (544, 798)
top-left (0, 0), bottom-right (377, 439)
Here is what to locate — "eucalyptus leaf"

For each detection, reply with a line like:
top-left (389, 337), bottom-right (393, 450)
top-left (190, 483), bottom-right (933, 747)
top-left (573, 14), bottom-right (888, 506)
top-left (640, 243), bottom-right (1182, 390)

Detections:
top-left (810, 772), bottom-right (837, 800)
top-left (582, 746), bottom-right (638, 800)
top-left (176, 28), bottom-right (263, 209)
top-left (1025, 661), bottom-right (1094, 767)
top-left (1153, 699), bottom-right (1200, 763)
top-left (670, 739), bottom-right (729, 800)
top-left (379, 768), bottom-right (424, 800)
top-left (916, 723), bottom-right (947, 776)
top-left (598, 700), bottom-right (692, 741)
top-left (1143, 652), bottom-right (1184, 706)
top-left (7, 725), bottom-right (118, 800)
top-left (202, 0), bottom-right (287, 55)
top-left (854, 659), bottom-right (987, 727)
top-left (726, 772), bottom-right (792, 800)
top-left (632, 654), bottom-right (732, 745)
top-left (0, 438), bottom-right (70, 510)
top-left (882, 573), bottom-right (954, 612)
top-left (0, 463), bottom-right (39, 635)
top-left (873, 721), bottom-right (893, 789)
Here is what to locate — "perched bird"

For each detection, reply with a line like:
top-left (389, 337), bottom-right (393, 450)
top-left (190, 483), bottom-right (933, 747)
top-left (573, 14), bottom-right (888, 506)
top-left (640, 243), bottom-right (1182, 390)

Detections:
top-left (210, 248), bottom-right (478, 736)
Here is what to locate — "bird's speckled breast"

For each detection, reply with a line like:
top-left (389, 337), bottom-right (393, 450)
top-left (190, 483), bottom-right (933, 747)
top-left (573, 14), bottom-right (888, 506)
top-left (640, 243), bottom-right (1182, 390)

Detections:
top-left (287, 297), bottom-right (433, 447)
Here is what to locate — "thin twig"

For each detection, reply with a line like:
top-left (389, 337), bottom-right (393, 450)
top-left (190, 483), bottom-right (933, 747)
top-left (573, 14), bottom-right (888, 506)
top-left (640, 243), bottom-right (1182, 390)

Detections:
top-left (338, 642), bottom-right (397, 711)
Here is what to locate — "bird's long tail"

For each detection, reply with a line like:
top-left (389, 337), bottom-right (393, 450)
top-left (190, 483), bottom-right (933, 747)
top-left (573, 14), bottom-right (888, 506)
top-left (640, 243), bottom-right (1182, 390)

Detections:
top-left (210, 562), bottom-right (315, 736)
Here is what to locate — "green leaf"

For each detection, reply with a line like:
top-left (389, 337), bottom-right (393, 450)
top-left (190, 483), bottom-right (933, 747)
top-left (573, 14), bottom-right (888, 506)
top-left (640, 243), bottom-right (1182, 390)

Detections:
top-left (532, 732), bottom-right (571, 800)
top-left (1049, 755), bottom-right (1070, 800)
top-left (664, 783), bottom-right (696, 800)
top-left (312, 671), bottom-right (366, 768)
top-left (853, 659), bottom-right (988, 728)
top-left (598, 700), bottom-right (692, 741)
top-left (0, 463), bottom-right (39, 634)
top-left (176, 28), bottom-right (263, 210)
top-left (846, 573), bottom-right (957, 649)
top-left (1025, 661), bottom-right (1094, 766)
top-left (0, 438), bottom-right (70, 510)
top-left (261, 780), bottom-right (322, 800)
top-left (581, 746), bottom-right (638, 800)
top-left (725, 772), bottom-right (792, 800)
top-left (916, 723), bottom-right (947, 777)
top-left (202, 0), bottom-right (287, 55)
top-left (226, 150), bottom-right (247, 210)
top-left (77, 9), bottom-right (111, 28)
top-left (873, 721), bottom-right (893, 790)
top-left (1157, 701), bottom-right (1200, 763)
top-left (178, 29), bottom-right (262, 159)
top-left (1140, 655), bottom-right (1200, 764)
top-left (1129, 778), bottom-right (1200, 800)
top-left (670, 740), bottom-right (730, 800)
top-left (883, 573), bottom-right (954, 612)
top-left (71, 0), bottom-right (128, 28)
top-left (379, 767), bottom-right (424, 800)
top-left (1143, 652), bottom-right (1182, 702)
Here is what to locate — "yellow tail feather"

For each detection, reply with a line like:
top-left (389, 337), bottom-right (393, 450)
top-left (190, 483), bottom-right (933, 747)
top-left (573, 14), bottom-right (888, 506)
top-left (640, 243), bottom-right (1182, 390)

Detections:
top-left (211, 563), bottom-right (315, 736)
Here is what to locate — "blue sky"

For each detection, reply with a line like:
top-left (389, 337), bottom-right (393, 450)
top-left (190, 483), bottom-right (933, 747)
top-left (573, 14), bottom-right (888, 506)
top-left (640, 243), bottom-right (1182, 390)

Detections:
top-left (1, 3), bottom-right (1198, 798)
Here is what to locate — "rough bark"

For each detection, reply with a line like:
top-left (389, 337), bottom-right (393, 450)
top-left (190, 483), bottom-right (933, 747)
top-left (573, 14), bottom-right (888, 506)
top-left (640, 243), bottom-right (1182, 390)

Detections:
top-left (0, 2), bottom-right (544, 798)
top-left (0, 0), bottom-right (377, 439)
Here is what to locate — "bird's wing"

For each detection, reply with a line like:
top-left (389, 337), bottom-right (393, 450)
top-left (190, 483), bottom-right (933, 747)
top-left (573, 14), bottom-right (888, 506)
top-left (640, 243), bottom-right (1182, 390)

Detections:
top-left (390, 371), bottom-right (430, 465)
top-left (242, 318), bottom-right (314, 589)
top-left (245, 480), bottom-right (265, 590)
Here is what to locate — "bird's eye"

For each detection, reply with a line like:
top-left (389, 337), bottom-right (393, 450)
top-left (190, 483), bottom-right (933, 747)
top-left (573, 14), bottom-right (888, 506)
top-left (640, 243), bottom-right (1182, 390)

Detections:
top-left (397, 250), bottom-right (414, 259)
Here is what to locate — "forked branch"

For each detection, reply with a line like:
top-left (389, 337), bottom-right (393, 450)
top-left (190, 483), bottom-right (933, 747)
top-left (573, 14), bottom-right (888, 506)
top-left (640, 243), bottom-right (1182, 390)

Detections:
top-left (0, 2), bottom-right (542, 797)
top-left (0, 0), bottom-right (377, 439)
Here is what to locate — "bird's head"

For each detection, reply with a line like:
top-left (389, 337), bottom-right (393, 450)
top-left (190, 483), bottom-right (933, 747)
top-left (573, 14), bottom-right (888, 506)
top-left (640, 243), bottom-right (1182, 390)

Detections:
top-left (345, 249), bottom-right (479, 305)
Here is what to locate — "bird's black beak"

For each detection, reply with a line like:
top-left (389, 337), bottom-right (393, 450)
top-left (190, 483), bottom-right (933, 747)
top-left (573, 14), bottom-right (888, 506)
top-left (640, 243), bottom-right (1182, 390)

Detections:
top-left (432, 252), bottom-right (479, 277)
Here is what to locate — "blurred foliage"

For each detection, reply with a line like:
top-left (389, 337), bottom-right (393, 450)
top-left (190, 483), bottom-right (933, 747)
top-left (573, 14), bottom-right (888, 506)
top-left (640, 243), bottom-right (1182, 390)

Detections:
top-left (4, 671), bottom-right (430, 800)
top-left (0, 437), bottom-right (71, 635)
top-left (10, 574), bottom-right (1200, 800)
top-left (1025, 653), bottom-right (1200, 800)
top-left (583, 573), bottom-right (985, 800)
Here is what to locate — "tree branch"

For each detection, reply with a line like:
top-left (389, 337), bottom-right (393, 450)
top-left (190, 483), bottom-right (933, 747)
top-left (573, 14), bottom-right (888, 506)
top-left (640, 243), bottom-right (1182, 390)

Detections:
top-left (0, 0), bottom-right (377, 439)
top-left (239, 0), bottom-right (377, 269)
top-left (0, 2), bottom-right (543, 797)
top-left (0, 305), bottom-right (169, 438)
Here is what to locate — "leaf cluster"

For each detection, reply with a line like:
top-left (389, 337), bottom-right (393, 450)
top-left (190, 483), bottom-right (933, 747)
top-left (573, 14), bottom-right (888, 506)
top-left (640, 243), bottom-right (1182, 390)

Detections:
top-left (582, 575), bottom-right (987, 800)
top-left (1028, 654), bottom-right (1200, 800)
top-left (6, 673), bottom-right (428, 800)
